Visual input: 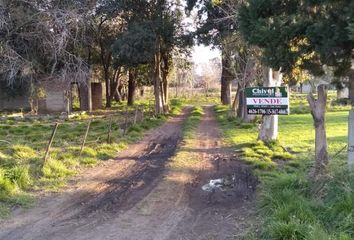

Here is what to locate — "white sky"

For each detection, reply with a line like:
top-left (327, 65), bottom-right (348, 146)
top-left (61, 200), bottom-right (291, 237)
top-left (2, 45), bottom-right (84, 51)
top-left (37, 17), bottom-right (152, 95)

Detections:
top-left (192, 45), bottom-right (221, 75)
top-left (192, 45), bottom-right (221, 64)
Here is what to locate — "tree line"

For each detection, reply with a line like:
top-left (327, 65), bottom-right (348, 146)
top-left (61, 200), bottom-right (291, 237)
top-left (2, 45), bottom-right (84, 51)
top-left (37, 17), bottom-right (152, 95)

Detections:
top-left (0, 0), bottom-right (192, 113)
top-left (1, 0), bottom-right (354, 174)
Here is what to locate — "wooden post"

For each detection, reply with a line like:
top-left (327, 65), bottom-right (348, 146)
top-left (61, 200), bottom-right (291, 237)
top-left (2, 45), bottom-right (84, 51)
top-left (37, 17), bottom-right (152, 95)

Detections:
top-left (44, 123), bottom-right (59, 162)
top-left (80, 120), bottom-right (92, 156)
top-left (107, 117), bottom-right (113, 144)
top-left (308, 85), bottom-right (329, 175)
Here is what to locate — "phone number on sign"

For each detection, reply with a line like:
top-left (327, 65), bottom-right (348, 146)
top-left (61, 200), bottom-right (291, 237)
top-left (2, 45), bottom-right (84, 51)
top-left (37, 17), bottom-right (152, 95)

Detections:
top-left (247, 108), bottom-right (289, 115)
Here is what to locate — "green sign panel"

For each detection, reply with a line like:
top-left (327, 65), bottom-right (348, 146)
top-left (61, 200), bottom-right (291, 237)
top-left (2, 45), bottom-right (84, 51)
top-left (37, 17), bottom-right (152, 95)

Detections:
top-left (245, 87), bottom-right (289, 115)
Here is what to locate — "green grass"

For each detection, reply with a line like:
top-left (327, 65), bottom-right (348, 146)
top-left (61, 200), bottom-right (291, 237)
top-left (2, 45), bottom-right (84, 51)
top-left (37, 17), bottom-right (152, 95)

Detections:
top-left (165, 105), bottom-right (204, 178)
top-left (183, 106), bottom-right (204, 138)
top-left (214, 98), bottom-right (353, 239)
top-left (290, 91), bottom-right (351, 114)
top-left (0, 98), bottom-right (187, 218)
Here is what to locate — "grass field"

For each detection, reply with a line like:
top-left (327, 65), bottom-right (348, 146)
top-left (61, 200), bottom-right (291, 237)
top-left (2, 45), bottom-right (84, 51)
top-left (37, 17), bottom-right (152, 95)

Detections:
top-left (0, 98), bottom-right (187, 218)
top-left (215, 94), bottom-right (353, 240)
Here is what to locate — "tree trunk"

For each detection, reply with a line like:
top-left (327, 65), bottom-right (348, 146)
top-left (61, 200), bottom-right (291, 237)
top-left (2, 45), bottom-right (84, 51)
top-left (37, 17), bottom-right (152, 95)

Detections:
top-left (105, 73), bottom-right (111, 108)
top-left (237, 82), bottom-right (255, 122)
top-left (237, 88), bottom-right (245, 118)
top-left (307, 84), bottom-right (329, 176)
top-left (127, 69), bottom-right (136, 106)
top-left (101, 52), bottom-right (112, 108)
top-left (349, 70), bottom-right (354, 105)
top-left (220, 48), bottom-right (232, 105)
top-left (161, 53), bottom-right (170, 112)
top-left (153, 37), bottom-right (163, 114)
top-left (114, 89), bottom-right (122, 102)
top-left (108, 69), bottom-right (121, 104)
top-left (160, 81), bottom-right (165, 108)
top-left (163, 80), bottom-right (168, 103)
top-left (162, 77), bottom-right (169, 112)
top-left (232, 83), bottom-right (240, 114)
top-left (117, 84), bottom-right (124, 101)
top-left (79, 42), bottom-right (92, 112)
top-left (258, 68), bottom-right (282, 142)
top-left (237, 89), bottom-right (254, 122)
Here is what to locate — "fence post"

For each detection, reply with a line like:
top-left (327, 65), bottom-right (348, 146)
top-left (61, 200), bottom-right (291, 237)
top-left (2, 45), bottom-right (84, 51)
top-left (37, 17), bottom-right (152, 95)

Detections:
top-left (107, 117), bottom-right (113, 144)
top-left (80, 119), bottom-right (92, 156)
top-left (44, 122), bottom-right (59, 162)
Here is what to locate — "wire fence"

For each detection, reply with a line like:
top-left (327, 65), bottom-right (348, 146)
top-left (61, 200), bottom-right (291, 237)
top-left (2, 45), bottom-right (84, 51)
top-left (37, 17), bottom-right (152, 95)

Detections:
top-left (0, 106), bottom-right (149, 161)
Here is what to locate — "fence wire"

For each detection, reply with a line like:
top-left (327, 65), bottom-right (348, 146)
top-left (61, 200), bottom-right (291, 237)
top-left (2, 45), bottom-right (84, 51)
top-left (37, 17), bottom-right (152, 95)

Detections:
top-left (0, 107), bottom-right (149, 160)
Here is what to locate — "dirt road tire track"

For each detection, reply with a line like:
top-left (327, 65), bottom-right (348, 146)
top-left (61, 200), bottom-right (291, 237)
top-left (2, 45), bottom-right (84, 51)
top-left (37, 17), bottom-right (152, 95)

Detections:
top-left (167, 106), bottom-right (257, 240)
top-left (0, 108), bottom-right (192, 240)
top-left (0, 106), bottom-right (257, 240)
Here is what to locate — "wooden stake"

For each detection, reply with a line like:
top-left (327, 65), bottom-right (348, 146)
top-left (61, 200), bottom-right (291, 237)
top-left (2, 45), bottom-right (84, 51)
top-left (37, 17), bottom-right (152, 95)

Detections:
top-left (80, 120), bottom-right (92, 156)
top-left (44, 123), bottom-right (59, 162)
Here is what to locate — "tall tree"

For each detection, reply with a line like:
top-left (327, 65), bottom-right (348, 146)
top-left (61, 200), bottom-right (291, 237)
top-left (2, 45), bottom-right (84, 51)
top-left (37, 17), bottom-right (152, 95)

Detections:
top-left (239, 0), bottom-right (354, 174)
top-left (187, 0), bottom-right (241, 105)
top-left (107, 0), bottom-right (188, 113)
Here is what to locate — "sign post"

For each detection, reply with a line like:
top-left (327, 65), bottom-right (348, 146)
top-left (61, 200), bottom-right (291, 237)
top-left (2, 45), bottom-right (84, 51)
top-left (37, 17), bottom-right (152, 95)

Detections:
top-left (245, 87), bottom-right (289, 115)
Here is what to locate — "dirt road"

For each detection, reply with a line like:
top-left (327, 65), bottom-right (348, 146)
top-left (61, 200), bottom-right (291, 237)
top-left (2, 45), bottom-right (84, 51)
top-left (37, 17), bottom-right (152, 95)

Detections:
top-left (0, 106), bottom-right (256, 240)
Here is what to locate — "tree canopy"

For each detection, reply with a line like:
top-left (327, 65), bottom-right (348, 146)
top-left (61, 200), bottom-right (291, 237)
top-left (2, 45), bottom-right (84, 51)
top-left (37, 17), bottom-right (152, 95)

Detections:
top-left (239, 0), bottom-right (354, 78)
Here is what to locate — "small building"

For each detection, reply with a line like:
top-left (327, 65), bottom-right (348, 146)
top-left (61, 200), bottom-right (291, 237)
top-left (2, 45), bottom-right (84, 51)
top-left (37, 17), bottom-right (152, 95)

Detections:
top-left (0, 79), bottom-right (103, 113)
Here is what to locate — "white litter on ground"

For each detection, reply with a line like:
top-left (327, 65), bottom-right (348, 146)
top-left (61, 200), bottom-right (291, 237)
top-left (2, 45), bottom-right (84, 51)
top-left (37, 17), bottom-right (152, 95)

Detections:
top-left (201, 178), bottom-right (224, 192)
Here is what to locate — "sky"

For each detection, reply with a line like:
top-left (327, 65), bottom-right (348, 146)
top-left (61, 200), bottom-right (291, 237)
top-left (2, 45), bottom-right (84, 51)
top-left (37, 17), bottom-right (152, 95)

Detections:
top-left (192, 45), bottom-right (221, 64)
top-left (192, 45), bottom-right (221, 76)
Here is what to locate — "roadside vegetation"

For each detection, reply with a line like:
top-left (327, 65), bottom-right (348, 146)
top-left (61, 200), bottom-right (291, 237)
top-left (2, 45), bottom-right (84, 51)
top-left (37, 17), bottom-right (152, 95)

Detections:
top-left (0, 99), bottom-right (187, 219)
top-left (215, 92), bottom-right (353, 240)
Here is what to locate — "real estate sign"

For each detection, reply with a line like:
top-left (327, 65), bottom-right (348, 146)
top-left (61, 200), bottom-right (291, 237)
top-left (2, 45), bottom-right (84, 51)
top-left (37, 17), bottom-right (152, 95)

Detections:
top-left (245, 87), bottom-right (289, 115)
